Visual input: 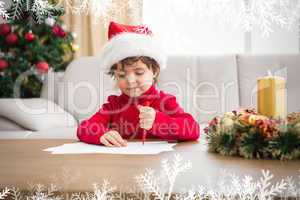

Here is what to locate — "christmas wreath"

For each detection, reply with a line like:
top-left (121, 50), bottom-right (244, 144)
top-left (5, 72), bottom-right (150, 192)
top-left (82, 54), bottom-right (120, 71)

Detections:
top-left (204, 109), bottom-right (300, 160)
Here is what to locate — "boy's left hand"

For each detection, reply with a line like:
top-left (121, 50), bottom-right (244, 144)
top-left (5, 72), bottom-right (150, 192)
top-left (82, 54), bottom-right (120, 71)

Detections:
top-left (137, 105), bottom-right (156, 130)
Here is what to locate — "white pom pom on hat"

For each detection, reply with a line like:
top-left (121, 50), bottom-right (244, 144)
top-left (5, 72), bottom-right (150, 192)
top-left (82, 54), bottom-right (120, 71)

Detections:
top-left (99, 21), bottom-right (167, 71)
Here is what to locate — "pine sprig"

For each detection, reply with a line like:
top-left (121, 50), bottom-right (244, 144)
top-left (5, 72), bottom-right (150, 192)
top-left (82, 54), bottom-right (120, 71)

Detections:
top-left (8, 0), bottom-right (64, 24)
top-left (8, 0), bottom-right (25, 21)
top-left (239, 128), bottom-right (269, 159)
top-left (31, 0), bottom-right (63, 24)
top-left (270, 130), bottom-right (300, 160)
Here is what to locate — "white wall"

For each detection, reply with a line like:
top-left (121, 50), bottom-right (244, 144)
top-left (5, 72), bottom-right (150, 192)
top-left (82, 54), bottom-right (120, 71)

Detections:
top-left (252, 24), bottom-right (299, 54)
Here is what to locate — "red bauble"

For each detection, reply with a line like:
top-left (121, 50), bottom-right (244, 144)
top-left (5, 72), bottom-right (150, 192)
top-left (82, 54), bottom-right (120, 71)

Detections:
top-left (5, 33), bottom-right (19, 45)
top-left (0, 59), bottom-right (9, 70)
top-left (25, 31), bottom-right (35, 42)
top-left (52, 25), bottom-right (66, 38)
top-left (0, 24), bottom-right (11, 36)
top-left (36, 61), bottom-right (49, 73)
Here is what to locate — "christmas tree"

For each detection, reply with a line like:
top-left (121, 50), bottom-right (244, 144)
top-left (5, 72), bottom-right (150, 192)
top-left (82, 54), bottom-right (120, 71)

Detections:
top-left (0, 0), bottom-right (76, 98)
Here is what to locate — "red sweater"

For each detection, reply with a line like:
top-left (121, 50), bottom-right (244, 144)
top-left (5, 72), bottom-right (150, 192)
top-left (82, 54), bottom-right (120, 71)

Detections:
top-left (77, 84), bottom-right (200, 145)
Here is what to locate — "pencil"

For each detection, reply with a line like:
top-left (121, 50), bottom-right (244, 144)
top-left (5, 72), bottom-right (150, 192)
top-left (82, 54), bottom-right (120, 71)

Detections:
top-left (142, 101), bottom-right (150, 145)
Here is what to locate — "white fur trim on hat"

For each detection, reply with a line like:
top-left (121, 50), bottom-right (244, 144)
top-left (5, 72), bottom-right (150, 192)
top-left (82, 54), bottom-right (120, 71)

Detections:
top-left (99, 33), bottom-right (167, 71)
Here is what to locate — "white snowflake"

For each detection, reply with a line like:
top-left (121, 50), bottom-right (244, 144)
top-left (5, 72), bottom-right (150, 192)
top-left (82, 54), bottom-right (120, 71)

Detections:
top-left (233, 0), bottom-right (299, 36)
top-left (89, 0), bottom-right (114, 25)
top-left (70, 180), bottom-right (116, 200)
top-left (26, 183), bottom-right (63, 200)
top-left (239, 0), bottom-right (293, 36)
top-left (284, 176), bottom-right (298, 197)
top-left (10, 0), bottom-right (24, 21)
top-left (90, 181), bottom-right (116, 200)
top-left (135, 154), bottom-right (192, 200)
top-left (0, 1), bottom-right (8, 20)
top-left (0, 187), bottom-right (10, 200)
top-left (63, 0), bottom-right (142, 26)
top-left (64, 0), bottom-right (89, 15)
top-left (257, 170), bottom-right (287, 200)
top-left (10, 187), bottom-right (22, 200)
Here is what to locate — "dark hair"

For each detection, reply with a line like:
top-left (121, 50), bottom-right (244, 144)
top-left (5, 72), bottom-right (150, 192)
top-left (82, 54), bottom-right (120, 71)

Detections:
top-left (107, 56), bottom-right (160, 83)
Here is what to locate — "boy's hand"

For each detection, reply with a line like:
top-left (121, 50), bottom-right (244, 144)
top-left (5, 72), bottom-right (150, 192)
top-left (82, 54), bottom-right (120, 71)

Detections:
top-left (138, 105), bottom-right (156, 130)
top-left (100, 130), bottom-right (127, 147)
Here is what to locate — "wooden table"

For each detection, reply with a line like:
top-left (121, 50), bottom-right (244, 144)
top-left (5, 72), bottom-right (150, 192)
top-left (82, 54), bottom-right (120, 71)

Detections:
top-left (0, 139), bottom-right (299, 194)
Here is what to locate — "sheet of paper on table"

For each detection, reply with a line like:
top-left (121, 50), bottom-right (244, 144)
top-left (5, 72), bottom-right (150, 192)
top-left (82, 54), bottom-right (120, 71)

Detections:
top-left (43, 141), bottom-right (177, 155)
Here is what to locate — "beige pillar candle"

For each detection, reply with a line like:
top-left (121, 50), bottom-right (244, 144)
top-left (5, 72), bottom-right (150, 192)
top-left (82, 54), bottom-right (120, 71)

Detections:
top-left (257, 73), bottom-right (286, 119)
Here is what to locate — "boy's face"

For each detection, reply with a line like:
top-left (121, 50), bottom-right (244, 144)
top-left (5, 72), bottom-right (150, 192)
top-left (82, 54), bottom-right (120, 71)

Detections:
top-left (114, 59), bottom-right (155, 97)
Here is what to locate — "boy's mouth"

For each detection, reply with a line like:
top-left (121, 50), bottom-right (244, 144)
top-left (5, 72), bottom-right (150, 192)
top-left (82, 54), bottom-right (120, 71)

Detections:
top-left (126, 87), bottom-right (141, 96)
top-left (127, 87), bottom-right (139, 90)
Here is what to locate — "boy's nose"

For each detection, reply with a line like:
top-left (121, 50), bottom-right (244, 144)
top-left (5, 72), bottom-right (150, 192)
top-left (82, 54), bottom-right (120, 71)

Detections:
top-left (126, 74), bottom-right (137, 83)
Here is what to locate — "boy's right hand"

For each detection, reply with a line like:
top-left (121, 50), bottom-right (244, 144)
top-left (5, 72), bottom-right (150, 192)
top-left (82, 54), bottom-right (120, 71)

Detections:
top-left (100, 130), bottom-right (127, 147)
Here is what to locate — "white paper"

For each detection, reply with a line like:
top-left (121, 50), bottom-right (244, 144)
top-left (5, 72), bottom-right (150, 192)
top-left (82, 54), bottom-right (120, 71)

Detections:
top-left (43, 141), bottom-right (177, 155)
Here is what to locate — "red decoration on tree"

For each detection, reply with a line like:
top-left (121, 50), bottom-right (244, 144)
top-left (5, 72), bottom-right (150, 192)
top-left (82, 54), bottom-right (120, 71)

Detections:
top-left (0, 59), bottom-right (9, 70)
top-left (0, 24), bottom-right (11, 36)
top-left (35, 61), bottom-right (49, 73)
top-left (5, 33), bottom-right (19, 45)
top-left (52, 25), bottom-right (66, 38)
top-left (25, 31), bottom-right (36, 42)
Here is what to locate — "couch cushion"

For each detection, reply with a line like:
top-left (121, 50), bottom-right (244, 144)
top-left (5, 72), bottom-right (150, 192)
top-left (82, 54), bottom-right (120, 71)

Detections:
top-left (40, 71), bottom-right (65, 104)
top-left (58, 57), bottom-right (119, 121)
top-left (0, 117), bottom-right (26, 131)
top-left (237, 54), bottom-right (300, 113)
top-left (159, 55), bottom-right (239, 123)
top-left (0, 98), bottom-right (78, 131)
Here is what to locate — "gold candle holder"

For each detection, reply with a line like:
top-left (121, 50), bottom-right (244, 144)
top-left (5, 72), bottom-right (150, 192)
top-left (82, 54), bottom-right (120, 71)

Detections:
top-left (257, 73), bottom-right (286, 119)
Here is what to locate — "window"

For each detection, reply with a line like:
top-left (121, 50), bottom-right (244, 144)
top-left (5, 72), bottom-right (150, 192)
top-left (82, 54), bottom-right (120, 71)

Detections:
top-left (142, 0), bottom-right (299, 54)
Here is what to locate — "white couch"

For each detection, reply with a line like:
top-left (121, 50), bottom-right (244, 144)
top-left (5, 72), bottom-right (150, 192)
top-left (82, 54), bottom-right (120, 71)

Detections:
top-left (0, 54), bottom-right (299, 139)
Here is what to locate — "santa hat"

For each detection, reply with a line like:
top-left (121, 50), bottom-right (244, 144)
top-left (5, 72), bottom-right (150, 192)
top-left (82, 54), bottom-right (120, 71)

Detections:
top-left (100, 21), bottom-right (167, 71)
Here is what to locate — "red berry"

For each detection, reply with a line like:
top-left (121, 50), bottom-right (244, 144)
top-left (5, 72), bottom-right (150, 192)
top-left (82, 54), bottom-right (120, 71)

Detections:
top-left (36, 61), bottom-right (49, 73)
top-left (25, 31), bottom-right (35, 42)
top-left (0, 24), bottom-right (11, 36)
top-left (5, 33), bottom-right (18, 45)
top-left (0, 59), bottom-right (9, 70)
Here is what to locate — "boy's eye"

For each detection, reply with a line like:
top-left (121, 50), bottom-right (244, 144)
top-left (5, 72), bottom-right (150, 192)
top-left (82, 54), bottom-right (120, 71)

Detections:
top-left (136, 72), bottom-right (144, 76)
top-left (135, 70), bottom-right (145, 75)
